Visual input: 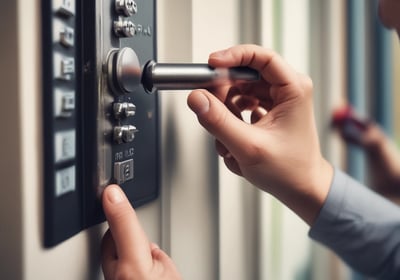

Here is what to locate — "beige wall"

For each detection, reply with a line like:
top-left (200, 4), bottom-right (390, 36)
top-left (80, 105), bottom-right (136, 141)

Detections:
top-left (0, 1), bottom-right (23, 278)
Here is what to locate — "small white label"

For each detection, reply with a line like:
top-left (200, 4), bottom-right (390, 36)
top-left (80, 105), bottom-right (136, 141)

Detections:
top-left (55, 130), bottom-right (76, 163)
top-left (60, 26), bottom-right (75, 47)
top-left (53, 19), bottom-right (75, 48)
top-left (54, 53), bottom-right (75, 80)
top-left (55, 166), bottom-right (76, 197)
top-left (54, 89), bottom-right (75, 118)
top-left (62, 58), bottom-right (75, 75)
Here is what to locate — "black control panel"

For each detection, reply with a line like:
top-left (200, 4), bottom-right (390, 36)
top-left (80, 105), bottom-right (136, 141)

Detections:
top-left (42, 0), bottom-right (158, 247)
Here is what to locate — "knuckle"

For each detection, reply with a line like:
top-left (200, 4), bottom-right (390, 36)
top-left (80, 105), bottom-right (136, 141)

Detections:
top-left (201, 105), bottom-right (229, 133)
top-left (295, 72), bottom-right (313, 98)
top-left (302, 75), bottom-right (314, 92)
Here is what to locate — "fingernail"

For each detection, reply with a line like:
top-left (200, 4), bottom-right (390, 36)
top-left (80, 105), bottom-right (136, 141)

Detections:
top-left (107, 186), bottom-right (124, 204)
top-left (192, 92), bottom-right (210, 115)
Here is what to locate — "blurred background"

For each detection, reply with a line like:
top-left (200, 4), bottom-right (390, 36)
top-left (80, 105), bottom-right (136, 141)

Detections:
top-left (0, 0), bottom-right (399, 279)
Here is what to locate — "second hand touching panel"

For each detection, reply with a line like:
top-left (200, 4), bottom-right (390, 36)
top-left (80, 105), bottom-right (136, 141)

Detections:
top-left (43, 0), bottom-right (158, 247)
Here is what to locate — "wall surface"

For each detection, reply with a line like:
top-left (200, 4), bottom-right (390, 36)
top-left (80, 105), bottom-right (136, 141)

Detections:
top-left (0, 1), bottom-right (23, 278)
top-left (157, 0), bottom-right (233, 279)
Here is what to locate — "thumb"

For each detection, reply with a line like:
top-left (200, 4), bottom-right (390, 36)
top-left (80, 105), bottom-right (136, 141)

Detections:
top-left (102, 185), bottom-right (153, 267)
top-left (187, 89), bottom-right (255, 160)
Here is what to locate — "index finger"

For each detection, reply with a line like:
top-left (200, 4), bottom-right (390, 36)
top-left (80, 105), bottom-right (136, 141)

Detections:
top-left (102, 185), bottom-right (153, 267)
top-left (208, 44), bottom-right (297, 86)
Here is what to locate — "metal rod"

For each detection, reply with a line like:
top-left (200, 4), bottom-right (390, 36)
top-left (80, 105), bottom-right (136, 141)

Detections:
top-left (107, 47), bottom-right (260, 95)
top-left (141, 60), bottom-right (260, 93)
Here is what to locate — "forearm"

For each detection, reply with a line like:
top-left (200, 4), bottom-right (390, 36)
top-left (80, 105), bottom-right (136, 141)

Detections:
top-left (309, 168), bottom-right (400, 279)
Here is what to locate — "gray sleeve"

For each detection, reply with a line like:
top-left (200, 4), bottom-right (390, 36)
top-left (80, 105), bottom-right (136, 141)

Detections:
top-left (309, 168), bottom-right (400, 279)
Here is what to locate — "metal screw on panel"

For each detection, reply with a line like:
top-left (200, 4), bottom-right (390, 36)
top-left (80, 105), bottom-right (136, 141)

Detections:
top-left (122, 125), bottom-right (138, 143)
top-left (114, 125), bottom-right (138, 144)
top-left (124, 103), bottom-right (136, 117)
top-left (115, 0), bottom-right (138, 17)
top-left (114, 19), bottom-right (136, 37)
top-left (113, 102), bottom-right (136, 119)
top-left (114, 126), bottom-right (124, 144)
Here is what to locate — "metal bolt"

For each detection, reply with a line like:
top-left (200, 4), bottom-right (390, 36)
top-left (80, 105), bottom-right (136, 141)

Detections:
top-left (122, 125), bottom-right (138, 143)
top-left (113, 102), bottom-right (136, 119)
top-left (115, 0), bottom-right (138, 17)
top-left (114, 19), bottom-right (136, 37)
top-left (114, 125), bottom-right (138, 144)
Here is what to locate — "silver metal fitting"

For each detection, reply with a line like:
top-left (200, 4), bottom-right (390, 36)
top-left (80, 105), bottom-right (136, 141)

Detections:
top-left (115, 0), bottom-right (138, 17)
top-left (113, 19), bottom-right (136, 37)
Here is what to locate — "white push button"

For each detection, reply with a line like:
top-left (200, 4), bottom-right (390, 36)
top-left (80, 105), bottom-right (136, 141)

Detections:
top-left (53, 19), bottom-right (75, 47)
top-left (54, 89), bottom-right (75, 118)
top-left (60, 26), bottom-right (75, 47)
top-left (55, 130), bottom-right (76, 163)
top-left (54, 0), bottom-right (76, 17)
top-left (61, 58), bottom-right (75, 78)
top-left (54, 53), bottom-right (75, 80)
top-left (55, 166), bottom-right (76, 197)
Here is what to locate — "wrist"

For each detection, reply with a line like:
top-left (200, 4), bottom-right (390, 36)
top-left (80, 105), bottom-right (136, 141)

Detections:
top-left (307, 159), bottom-right (334, 224)
top-left (275, 158), bottom-right (333, 226)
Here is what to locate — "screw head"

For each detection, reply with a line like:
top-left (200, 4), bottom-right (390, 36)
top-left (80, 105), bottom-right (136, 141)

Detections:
top-left (116, 0), bottom-right (137, 17)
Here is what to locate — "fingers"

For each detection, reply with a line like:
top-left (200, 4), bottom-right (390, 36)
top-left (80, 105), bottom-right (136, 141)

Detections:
top-left (101, 230), bottom-right (117, 263)
top-left (215, 140), bottom-right (230, 157)
top-left (150, 243), bottom-right (169, 262)
top-left (102, 185), bottom-right (153, 268)
top-left (208, 44), bottom-right (298, 87)
top-left (150, 243), bottom-right (183, 279)
top-left (101, 230), bottom-right (117, 280)
top-left (187, 89), bottom-right (258, 161)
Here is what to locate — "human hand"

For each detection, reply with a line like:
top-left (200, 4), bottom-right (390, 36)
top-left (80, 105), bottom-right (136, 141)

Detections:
top-left (333, 106), bottom-right (400, 199)
top-left (187, 44), bottom-right (333, 224)
top-left (332, 105), bottom-right (375, 147)
top-left (101, 185), bottom-right (182, 280)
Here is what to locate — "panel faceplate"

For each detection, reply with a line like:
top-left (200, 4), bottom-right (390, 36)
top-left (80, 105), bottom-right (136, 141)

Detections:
top-left (42, 0), bottom-right (158, 247)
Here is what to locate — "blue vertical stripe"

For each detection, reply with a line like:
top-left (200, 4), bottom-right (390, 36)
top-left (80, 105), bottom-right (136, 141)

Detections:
top-left (346, 0), bottom-right (367, 184)
top-left (347, 1), bottom-right (394, 279)
top-left (373, 0), bottom-right (393, 134)
top-left (347, 2), bottom-right (369, 280)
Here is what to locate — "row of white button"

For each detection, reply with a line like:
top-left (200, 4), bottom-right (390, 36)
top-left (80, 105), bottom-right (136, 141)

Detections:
top-left (52, 0), bottom-right (76, 197)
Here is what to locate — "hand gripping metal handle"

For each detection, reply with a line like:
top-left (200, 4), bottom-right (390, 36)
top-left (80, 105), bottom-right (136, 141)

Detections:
top-left (107, 47), bottom-right (260, 95)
